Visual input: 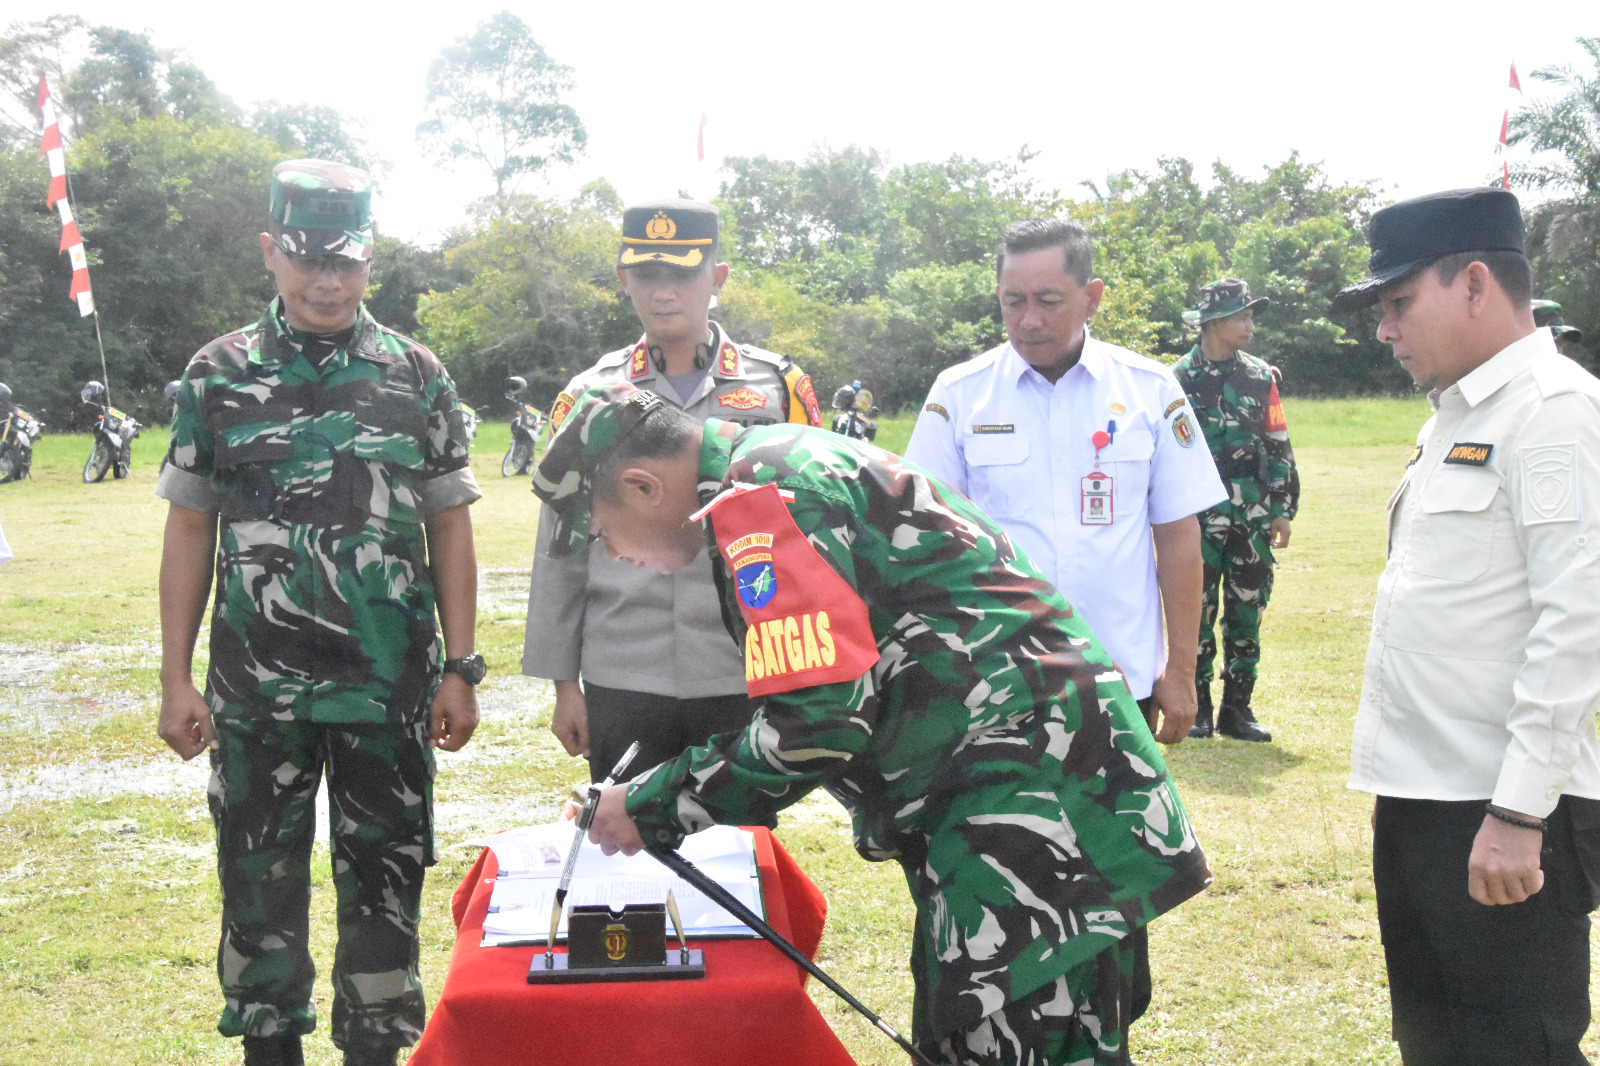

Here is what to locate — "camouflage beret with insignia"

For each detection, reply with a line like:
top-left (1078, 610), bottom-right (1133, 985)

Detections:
top-left (1183, 278), bottom-right (1269, 326)
top-left (531, 382), bottom-right (667, 556)
top-left (268, 158), bottom-right (375, 261)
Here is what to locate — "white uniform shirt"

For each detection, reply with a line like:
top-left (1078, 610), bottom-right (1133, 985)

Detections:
top-left (905, 336), bottom-right (1226, 698)
top-left (1348, 329), bottom-right (1600, 817)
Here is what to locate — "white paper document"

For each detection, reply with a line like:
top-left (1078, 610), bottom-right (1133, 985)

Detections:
top-left (468, 822), bottom-right (764, 947)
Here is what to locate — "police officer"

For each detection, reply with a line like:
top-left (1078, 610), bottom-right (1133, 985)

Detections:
top-left (156, 160), bottom-right (483, 1066)
top-left (1171, 279), bottom-right (1299, 742)
top-left (523, 198), bottom-right (821, 781)
top-left (1341, 187), bottom-right (1600, 1065)
top-left (1532, 298), bottom-right (1583, 356)
top-left (536, 383), bottom-right (1211, 1066)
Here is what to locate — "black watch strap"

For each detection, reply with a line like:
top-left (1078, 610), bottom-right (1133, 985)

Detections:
top-left (443, 652), bottom-right (487, 685)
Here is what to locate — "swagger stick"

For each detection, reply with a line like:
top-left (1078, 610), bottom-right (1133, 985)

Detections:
top-left (543, 741), bottom-right (641, 968)
top-left (646, 844), bottom-right (940, 1066)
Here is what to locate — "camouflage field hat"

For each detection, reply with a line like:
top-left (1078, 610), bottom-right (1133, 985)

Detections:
top-left (617, 198), bottom-right (718, 271)
top-left (1183, 278), bottom-right (1269, 326)
top-left (532, 383), bottom-right (668, 556)
top-left (1532, 299), bottom-right (1584, 343)
top-left (268, 158), bottom-right (375, 260)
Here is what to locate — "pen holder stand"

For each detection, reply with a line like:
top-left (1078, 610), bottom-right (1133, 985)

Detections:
top-left (527, 903), bottom-right (705, 984)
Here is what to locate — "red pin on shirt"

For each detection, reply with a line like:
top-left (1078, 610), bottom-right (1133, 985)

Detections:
top-left (1092, 429), bottom-right (1111, 451)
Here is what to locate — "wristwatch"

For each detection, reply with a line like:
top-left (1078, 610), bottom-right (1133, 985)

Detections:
top-left (442, 653), bottom-right (488, 686)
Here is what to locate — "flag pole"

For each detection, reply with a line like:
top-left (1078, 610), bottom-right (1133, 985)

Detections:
top-left (38, 74), bottom-right (109, 405)
top-left (61, 162), bottom-right (112, 407)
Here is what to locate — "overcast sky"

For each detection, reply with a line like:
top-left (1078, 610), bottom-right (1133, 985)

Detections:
top-left (20, 0), bottom-right (1600, 245)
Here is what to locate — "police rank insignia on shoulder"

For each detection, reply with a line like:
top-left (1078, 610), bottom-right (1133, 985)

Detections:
top-left (549, 392), bottom-right (577, 431)
top-left (924, 402), bottom-right (950, 422)
top-left (629, 343), bottom-right (650, 379)
top-left (1173, 412), bottom-right (1197, 448)
top-left (717, 387), bottom-right (768, 411)
top-left (718, 343), bottom-right (740, 377)
top-left (696, 483), bottom-right (879, 697)
top-left (1443, 442), bottom-right (1494, 466)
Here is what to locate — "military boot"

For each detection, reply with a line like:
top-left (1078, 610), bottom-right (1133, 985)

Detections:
top-left (242, 1034), bottom-right (304, 1066)
top-left (1217, 677), bottom-right (1272, 742)
top-left (1188, 683), bottom-right (1214, 739)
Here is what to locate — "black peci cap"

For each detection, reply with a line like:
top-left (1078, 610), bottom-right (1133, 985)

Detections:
top-left (1333, 187), bottom-right (1525, 313)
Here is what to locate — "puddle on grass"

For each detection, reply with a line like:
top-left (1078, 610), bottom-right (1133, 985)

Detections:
top-left (0, 642), bottom-right (156, 731)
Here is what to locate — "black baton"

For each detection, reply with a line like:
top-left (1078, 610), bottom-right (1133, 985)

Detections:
top-left (646, 844), bottom-right (941, 1066)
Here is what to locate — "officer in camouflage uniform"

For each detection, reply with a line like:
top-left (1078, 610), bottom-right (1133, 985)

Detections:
top-left (156, 160), bottom-right (484, 1066)
top-left (1172, 279), bottom-right (1299, 742)
top-left (525, 198), bottom-right (822, 783)
top-left (535, 384), bottom-right (1212, 1065)
top-left (1532, 299), bottom-right (1584, 357)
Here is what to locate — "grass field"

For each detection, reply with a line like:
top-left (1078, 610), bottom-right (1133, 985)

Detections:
top-left (0, 397), bottom-right (1593, 1065)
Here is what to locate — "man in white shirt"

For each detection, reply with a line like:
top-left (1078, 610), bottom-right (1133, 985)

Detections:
top-left (905, 216), bottom-right (1226, 1036)
top-left (1339, 186), bottom-right (1600, 1065)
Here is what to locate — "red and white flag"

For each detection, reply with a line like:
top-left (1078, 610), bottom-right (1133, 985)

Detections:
top-left (37, 75), bottom-right (94, 317)
top-left (1498, 61), bottom-right (1522, 190)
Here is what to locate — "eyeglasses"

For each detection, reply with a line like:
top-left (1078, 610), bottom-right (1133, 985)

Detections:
top-left (283, 254), bottom-right (371, 277)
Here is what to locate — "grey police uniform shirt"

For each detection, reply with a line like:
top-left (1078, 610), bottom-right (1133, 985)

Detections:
top-left (522, 322), bottom-right (819, 697)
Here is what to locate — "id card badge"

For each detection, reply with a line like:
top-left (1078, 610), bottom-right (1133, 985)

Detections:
top-left (1081, 471), bottom-right (1114, 525)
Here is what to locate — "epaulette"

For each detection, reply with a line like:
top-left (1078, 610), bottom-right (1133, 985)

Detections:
top-left (1532, 351), bottom-right (1600, 401)
top-left (1100, 341), bottom-right (1177, 380)
top-left (932, 344), bottom-right (1010, 386)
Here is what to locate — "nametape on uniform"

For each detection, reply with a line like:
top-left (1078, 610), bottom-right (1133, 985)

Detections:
top-left (1406, 445), bottom-right (1423, 468)
top-left (1443, 442), bottom-right (1494, 466)
top-left (1162, 399), bottom-right (1185, 419)
top-left (924, 402), bottom-right (950, 422)
top-left (1265, 381), bottom-right (1288, 433)
top-left (1522, 444), bottom-right (1579, 524)
top-left (549, 392), bottom-right (577, 431)
top-left (698, 482), bottom-right (878, 697)
top-left (717, 387), bottom-right (768, 411)
top-left (971, 424), bottom-right (1014, 434)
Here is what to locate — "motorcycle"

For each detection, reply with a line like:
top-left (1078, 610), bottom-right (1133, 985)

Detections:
top-left (0, 382), bottom-right (43, 484)
top-left (830, 380), bottom-right (879, 442)
top-left (501, 376), bottom-right (546, 477)
top-left (80, 380), bottom-right (141, 483)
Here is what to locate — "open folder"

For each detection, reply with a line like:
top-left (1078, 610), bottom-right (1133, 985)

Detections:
top-left (469, 822), bottom-right (765, 947)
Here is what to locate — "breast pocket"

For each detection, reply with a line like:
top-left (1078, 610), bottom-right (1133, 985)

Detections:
top-left (1406, 471), bottom-right (1500, 580)
top-left (1098, 428), bottom-right (1153, 517)
top-left (963, 433), bottom-right (1031, 518)
top-left (352, 389), bottom-right (428, 469)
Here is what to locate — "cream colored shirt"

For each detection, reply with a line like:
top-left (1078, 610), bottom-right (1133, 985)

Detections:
top-left (1349, 329), bottom-right (1600, 817)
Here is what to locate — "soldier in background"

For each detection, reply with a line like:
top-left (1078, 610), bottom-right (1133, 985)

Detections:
top-left (1172, 279), bottom-right (1299, 742)
top-left (524, 198), bottom-right (821, 782)
top-left (1532, 299), bottom-right (1583, 356)
top-left (537, 383), bottom-right (1212, 1065)
top-left (156, 160), bottom-right (483, 1066)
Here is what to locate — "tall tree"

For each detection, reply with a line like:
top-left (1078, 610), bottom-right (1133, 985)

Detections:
top-left (416, 11), bottom-right (585, 204)
top-left (1511, 36), bottom-right (1600, 364)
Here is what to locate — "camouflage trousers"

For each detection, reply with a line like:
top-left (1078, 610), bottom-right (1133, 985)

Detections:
top-left (1197, 505), bottom-right (1276, 685)
top-left (911, 910), bottom-right (1135, 1066)
top-left (207, 705), bottom-right (435, 1051)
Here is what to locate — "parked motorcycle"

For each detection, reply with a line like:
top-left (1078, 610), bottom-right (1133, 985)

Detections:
top-left (501, 376), bottom-right (546, 477)
top-left (81, 380), bottom-right (140, 483)
top-left (830, 380), bottom-right (879, 442)
top-left (0, 382), bottom-right (43, 483)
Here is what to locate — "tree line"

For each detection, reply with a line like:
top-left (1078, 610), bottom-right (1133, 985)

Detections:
top-left (1, 15), bottom-right (1595, 431)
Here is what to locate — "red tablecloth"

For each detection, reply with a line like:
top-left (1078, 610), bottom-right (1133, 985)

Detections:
top-left (410, 828), bottom-right (857, 1065)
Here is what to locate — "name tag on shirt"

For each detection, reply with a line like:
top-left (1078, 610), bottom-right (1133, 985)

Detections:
top-left (1082, 472), bottom-right (1114, 525)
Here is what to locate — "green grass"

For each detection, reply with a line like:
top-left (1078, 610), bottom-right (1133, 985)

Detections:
top-left (0, 401), bottom-right (1594, 1064)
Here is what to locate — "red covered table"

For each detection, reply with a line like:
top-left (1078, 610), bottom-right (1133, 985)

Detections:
top-left (410, 828), bottom-right (857, 1065)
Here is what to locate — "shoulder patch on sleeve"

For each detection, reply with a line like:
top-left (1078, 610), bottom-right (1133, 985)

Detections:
top-left (1523, 444), bottom-right (1580, 524)
top-left (924, 402), bottom-right (950, 422)
top-left (549, 392), bottom-right (578, 430)
top-left (784, 366), bottom-right (822, 426)
top-left (700, 483), bottom-right (878, 696)
top-left (1162, 399), bottom-right (1185, 419)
